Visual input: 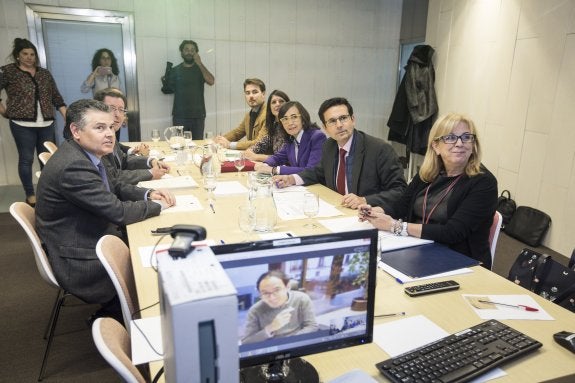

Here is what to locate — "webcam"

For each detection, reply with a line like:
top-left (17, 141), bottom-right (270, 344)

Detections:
top-left (168, 225), bottom-right (207, 259)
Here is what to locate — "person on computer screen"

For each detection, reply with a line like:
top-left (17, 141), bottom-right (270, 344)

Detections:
top-left (242, 270), bottom-right (318, 344)
top-left (358, 113), bottom-right (497, 269)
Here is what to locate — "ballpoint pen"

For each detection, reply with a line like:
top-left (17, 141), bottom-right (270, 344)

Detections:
top-left (209, 203), bottom-right (216, 214)
top-left (479, 300), bottom-right (539, 312)
top-left (375, 311), bottom-right (406, 318)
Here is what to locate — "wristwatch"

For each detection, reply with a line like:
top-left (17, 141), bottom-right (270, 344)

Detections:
top-left (147, 189), bottom-right (155, 200)
top-left (400, 221), bottom-right (408, 236)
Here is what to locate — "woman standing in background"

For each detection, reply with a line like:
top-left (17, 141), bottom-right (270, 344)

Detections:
top-left (81, 48), bottom-right (121, 95)
top-left (0, 38), bottom-right (66, 206)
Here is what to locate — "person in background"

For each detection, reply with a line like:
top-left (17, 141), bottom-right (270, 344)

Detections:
top-left (244, 89), bottom-right (290, 162)
top-left (254, 101), bottom-right (326, 175)
top-left (94, 88), bottom-right (169, 184)
top-left (81, 48), bottom-right (121, 95)
top-left (36, 99), bottom-right (175, 322)
top-left (161, 40), bottom-right (215, 140)
top-left (0, 38), bottom-right (67, 207)
top-left (358, 113), bottom-right (497, 268)
top-left (215, 78), bottom-right (267, 150)
top-left (273, 97), bottom-right (406, 211)
top-left (242, 270), bottom-right (318, 344)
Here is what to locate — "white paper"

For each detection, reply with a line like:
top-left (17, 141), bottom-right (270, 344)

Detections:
top-left (374, 315), bottom-right (505, 382)
top-left (130, 316), bottom-right (163, 364)
top-left (161, 194), bottom-right (203, 214)
top-left (138, 175), bottom-right (198, 189)
top-left (463, 294), bottom-right (554, 320)
top-left (213, 181), bottom-right (248, 195)
top-left (274, 192), bottom-right (343, 220)
top-left (326, 369), bottom-right (378, 383)
top-left (378, 261), bottom-right (474, 283)
top-left (318, 216), bottom-right (375, 232)
top-left (378, 230), bottom-right (433, 252)
top-left (258, 231), bottom-right (295, 240)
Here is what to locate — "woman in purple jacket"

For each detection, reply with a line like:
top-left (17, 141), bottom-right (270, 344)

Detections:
top-left (254, 101), bottom-right (326, 175)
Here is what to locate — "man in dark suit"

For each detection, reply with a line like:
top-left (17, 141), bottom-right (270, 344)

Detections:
top-left (274, 97), bottom-right (406, 213)
top-left (95, 88), bottom-right (170, 185)
top-left (36, 99), bottom-right (175, 309)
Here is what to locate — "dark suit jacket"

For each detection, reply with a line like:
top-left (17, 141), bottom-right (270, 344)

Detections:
top-left (102, 141), bottom-right (153, 185)
top-left (297, 130), bottom-right (407, 215)
top-left (36, 140), bottom-right (161, 303)
top-left (264, 127), bottom-right (326, 175)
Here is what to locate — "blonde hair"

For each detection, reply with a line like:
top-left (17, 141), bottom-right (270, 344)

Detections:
top-left (419, 113), bottom-right (482, 182)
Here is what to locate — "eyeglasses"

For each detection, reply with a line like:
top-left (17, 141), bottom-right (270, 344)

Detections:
top-left (280, 114), bottom-right (301, 124)
top-left (259, 287), bottom-right (285, 299)
top-left (435, 133), bottom-right (475, 144)
top-left (325, 114), bottom-right (351, 128)
top-left (108, 105), bottom-right (127, 115)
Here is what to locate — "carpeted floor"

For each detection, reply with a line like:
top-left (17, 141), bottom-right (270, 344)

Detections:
top-left (0, 210), bottom-right (567, 382)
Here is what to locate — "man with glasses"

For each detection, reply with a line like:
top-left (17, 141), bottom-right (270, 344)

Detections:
top-left (96, 88), bottom-right (169, 184)
top-left (274, 97), bottom-right (406, 212)
top-left (215, 78), bottom-right (267, 150)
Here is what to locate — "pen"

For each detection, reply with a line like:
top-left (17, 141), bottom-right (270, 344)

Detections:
top-left (209, 203), bottom-right (216, 214)
top-left (375, 311), bottom-right (406, 318)
top-left (395, 277), bottom-right (404, 284)
top-left (177, 169), bottom-right (182, 176)
top-left (478, 300), bottom-right (539, 312)
top-left (220, 239), bottom-right (225, 245)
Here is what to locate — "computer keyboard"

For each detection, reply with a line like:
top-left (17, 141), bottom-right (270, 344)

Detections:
top-left (376, 319), bottom-right (542, 383)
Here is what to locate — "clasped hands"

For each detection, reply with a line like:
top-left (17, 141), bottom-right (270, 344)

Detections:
top-left (358, 204), bottom-right (394, 231)
top-left (148, 189), bottom-right (176, 210)
top-left (149, 158), bottom-right (170, 179)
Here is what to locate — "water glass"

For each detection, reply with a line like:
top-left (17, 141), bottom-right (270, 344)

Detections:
top-left (151, 129), bottom-right (160, 142)
top-left (303, 193), bottom-right (319, 228)
top-left (183, 131), bottom-right (192, 146)
top-left (238, 205), bottom-right (257, 242)
top-left (204, 131), bottom-right (214, 144)
top-left (203, 173), bottom-right (217, 201)
top-left (234, 154), bottom-right (246, 176)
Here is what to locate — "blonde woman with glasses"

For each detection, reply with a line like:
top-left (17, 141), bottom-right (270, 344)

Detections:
top-left (359, 113), bottom-right (497, 268)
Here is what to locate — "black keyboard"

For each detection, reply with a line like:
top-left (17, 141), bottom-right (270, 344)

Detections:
top-left (376, 320), bottom-right (542, 383)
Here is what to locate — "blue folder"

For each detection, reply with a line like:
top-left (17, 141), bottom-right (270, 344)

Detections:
top-left (380, 243), bottom-right (480, 278)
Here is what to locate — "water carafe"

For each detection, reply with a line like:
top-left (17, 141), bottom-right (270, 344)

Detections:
top-left (253, 179), bottom-right (277, 232)
top-left (191, 143), bottom-right (221, 176)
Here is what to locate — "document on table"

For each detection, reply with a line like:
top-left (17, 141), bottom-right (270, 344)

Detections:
top-left (378, 260), bottom-right (473, 283)
top-left (131, 316), bottom-right (163, 364)
top-left (213, 181), bottom-right (248, 195)
top-left (374, 315), bottom-right (505, 382)
top-left (318, 216), bottom-right (375, 232)
top-left (138, 175), bottom-right (198, 189)
top-left (463, 294), bottom-right (553, 320)
top-left (273, 191), bottom-right (343, 220)
top-left (378, 230), bottom-right (433, 252)
top-left (161, 194), bottom-right (202, 214)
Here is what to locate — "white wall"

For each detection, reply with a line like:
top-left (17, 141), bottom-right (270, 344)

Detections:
top-left (426, 0), bottom-right (575, 255)
top-left (0, 0), bottom-right (402, 192)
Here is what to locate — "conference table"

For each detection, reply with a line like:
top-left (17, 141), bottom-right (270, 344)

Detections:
top-left (126, 141), bottom-right (575, 382)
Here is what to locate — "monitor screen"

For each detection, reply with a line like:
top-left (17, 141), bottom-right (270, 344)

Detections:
top-left (212, 229), bottom-right (378, 378)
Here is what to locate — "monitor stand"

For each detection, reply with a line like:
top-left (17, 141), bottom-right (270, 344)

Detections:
top-left (240, 358), bottom-right (319, 383)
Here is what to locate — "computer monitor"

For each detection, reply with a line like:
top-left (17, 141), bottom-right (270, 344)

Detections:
top-left (212, 229), bottom-right (378, 383)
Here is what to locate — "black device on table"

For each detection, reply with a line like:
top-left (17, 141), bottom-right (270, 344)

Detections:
top-left (375, 319), bottom-right (542, 383)
top-left (554, 331), bottom-right (575, 354)
top-left (404, 280), bottom-right (460, 297)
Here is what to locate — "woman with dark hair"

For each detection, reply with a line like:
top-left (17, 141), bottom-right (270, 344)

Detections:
top-left (358, 113), bottom-right (497, 268)
top-left (0, 38), bottom-right (66, 206)
top-left (254, 101), bottom-right (326, 175)
top-left (244, 89), bottom-right (290, 162)
top-left (81, 48), bottom-right (121, 95)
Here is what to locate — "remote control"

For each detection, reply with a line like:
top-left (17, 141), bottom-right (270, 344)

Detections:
top-left (404, 280), bottom-right (460, 297)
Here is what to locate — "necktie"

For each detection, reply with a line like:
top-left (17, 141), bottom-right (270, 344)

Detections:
top-left (336, 148), bottom-right (347, 195)
top-left (97, 162), bottom-right (110, 192)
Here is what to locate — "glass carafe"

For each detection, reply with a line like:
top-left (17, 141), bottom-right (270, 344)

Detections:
top-left (252, 180), bottom-right (277, 232)
top-left (191, 143), bottom-right (221, 176)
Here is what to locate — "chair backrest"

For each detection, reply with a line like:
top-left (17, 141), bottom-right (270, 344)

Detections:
top-left (488, 211), bottom-right (503, 270)
top-left (9, 202), bottom-right (60, 288)
top-left (92, 317), bottom-right (146, 383)
top-left (38, 151), bottom-right (52, 166)
top-left (96, 235), bottom-right (140, 331)
top-left (43, 141), bottom-right (58, 154)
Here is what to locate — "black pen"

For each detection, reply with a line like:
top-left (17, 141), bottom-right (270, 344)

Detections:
top-left (375, 311), bottom-right (406, 318)
top-left (209, 203), bottom-right (215, 214)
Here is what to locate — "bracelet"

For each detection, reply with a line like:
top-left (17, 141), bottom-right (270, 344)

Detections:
top-left (400, 221), bottom-right (408, 236)
top-left (390, 219), bottom-right (403, 236)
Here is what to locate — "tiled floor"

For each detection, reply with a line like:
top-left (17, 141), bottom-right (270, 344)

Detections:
top-left (0, 185), bottom-right (26, 213)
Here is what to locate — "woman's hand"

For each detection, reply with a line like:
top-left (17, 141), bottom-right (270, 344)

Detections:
top-left (358, 204), bottom-right (393, 230)
top-left (254, 162), bottom-right (273, 174)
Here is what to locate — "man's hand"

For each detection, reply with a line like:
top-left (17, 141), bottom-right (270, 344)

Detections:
top-left (272, 175), bottom-right (295, 189)
top-left (151, 159), bottom-right (170, 171)
top-left (132, 143), bottom-right (150, 156)
top-left (265, 307), bottom-right (294, 335)
top-left (341, 193), bottom-right (367, 210)
top-left (149, 189), bottom-right (176, 209)
top-left (214, 135), bottom-right (230, 148)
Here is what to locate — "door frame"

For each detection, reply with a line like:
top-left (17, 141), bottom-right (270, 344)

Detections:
top-left (25, 4), bottom-right (141, 140)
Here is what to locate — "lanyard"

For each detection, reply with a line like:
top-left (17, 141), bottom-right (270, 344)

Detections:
top-left (421, 175), bottom-right (462, 224)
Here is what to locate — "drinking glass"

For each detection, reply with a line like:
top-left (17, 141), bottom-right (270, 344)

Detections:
top-left (151, 129), bottom-right (160, 142)
top-left (203, 173), bottom-right (217, 202)
top-left (303, 193), bottom-right (319, 228)
top-left (183, 131), bottom-right (192, 146)
top-left (234, 154), bottom-right (246, 176)
top-left (238, 205), bottom-right (257, 242)
top-left (204, 131), bottom-right (214, 144)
